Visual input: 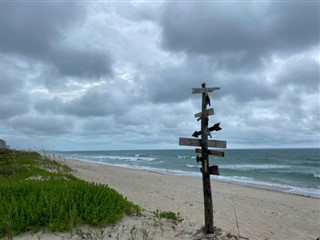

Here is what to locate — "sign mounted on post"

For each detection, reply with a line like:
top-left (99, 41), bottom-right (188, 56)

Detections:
top-left (179, 138), bottom-right (226, 148)
top-left (179, 83), bottom-right (227, 234)
top-left (195, 148), bottom-right (225, 157)
top-left (194, 108), bottom-right (214, 118)
top-left (192, 87), bottom-right (221, 94)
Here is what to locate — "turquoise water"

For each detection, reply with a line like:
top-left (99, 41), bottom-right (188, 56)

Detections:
top-left (53, 148), bottom-right (320, 198)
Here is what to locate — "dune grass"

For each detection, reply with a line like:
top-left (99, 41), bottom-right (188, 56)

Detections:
top-left (0, 150), bottom-right (141, 238)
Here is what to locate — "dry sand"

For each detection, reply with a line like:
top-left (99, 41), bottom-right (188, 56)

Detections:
top-left (15, 158), bottom-right (320, 240)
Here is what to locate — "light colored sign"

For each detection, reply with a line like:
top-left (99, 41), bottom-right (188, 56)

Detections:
top-left (179, 138), bottom-right (227, 148)
top-left (192, 87), bottom-right (221, 94)
top-left (194, 108), bottom-right (214, 118)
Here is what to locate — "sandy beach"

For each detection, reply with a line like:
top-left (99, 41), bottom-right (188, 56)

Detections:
top-left (60, 158), bottom-right (319, 240)
top-left (15, 158), bottom-right (319, 240)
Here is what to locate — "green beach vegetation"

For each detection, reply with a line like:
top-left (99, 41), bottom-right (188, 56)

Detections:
top-left (0, 150), bottom-right (141, 238)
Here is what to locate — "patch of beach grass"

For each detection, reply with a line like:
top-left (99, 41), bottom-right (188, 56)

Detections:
top-left (0, 150), bottom-right (141, 238)
top-left (153, 209), bottom-right (183, 224)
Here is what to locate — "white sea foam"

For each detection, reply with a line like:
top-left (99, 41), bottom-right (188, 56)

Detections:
top-left (214, 175), bottom-right (320, 198)
top-left (177, 155), bottom-right (196, 159)
top-left (220, 164), bottom-right (291, 170)
top-left (185, 164), bottom-right (199, 168)
top-left (101, 155), bottom-right (157, 162)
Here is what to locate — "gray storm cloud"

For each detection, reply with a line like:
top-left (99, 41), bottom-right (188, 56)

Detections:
top-left (2, 1), bottom-right (319, 150)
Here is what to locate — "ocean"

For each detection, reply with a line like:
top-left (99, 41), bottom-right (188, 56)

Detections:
top-left (52, 148), bottom-right (320, 198)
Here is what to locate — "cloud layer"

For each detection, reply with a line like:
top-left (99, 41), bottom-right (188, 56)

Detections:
top-left (2, 1), bottom-right (319, 150)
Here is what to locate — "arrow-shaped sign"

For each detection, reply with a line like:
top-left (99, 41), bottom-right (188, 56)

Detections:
top-left (179, 138), bottom-right (227, 148)
top-left (192, 131), bottom-right (201, 138)
top-left (209, 122), bottom-right (222, 131)
top-left (192, 123), bottom-right (222, 138)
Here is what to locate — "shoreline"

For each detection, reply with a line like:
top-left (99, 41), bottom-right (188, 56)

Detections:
top-left (64, 157), bottom-right (320, 199)
top-left (63, 157), bottom-right (320, 240)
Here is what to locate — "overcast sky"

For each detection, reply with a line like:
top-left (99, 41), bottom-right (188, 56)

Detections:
top-left (1, 1), bottom-right (319, 151)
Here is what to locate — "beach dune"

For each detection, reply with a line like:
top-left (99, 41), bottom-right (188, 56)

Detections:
top-left (64, 159), bottom-right (319, 240)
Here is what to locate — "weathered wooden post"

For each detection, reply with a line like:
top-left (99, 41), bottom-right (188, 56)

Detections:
top-left (179, 83), bottom-right (226, 234)
top-left (200, 83), bottom-right (214, 233)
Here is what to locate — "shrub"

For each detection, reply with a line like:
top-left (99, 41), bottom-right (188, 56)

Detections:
top-left (0, 151), bottom-right (141, 238)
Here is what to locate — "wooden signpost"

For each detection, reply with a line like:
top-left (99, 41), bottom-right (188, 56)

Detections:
top-left (179, 83), bottom-right (227, 234)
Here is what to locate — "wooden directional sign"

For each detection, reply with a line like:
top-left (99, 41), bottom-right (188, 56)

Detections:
top-left (192, 87), bottom-right (221, 94)
top-left (179, 138), bottom-right (227, 148)
top-left (200, 166), bottom-right (219, 175)
top-left (195, 108), bottom-right (214, 118)
top-left (179, 138), bottom-right (201, 147)
top-left (209, 165), bottom-right (219, 175)
top-left (195, 148), bottom-right (224, 157)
